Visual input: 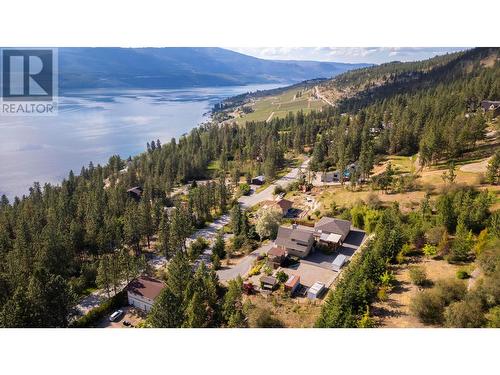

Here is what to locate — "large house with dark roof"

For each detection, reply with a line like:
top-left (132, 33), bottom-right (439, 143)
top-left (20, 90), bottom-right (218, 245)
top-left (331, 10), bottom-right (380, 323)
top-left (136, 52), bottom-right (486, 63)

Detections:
top-left (275, 224), bottom-right (314, 258)
top-left (314, 217), bottom-right (351, 249)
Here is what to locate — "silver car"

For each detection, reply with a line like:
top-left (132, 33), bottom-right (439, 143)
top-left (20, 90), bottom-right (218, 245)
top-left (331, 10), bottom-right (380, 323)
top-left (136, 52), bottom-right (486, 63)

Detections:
top-left (109, 309), bottom-right (124, 322)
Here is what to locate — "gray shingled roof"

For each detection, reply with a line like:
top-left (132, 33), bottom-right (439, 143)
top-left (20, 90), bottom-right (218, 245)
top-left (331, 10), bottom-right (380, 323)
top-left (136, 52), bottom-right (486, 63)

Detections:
top-left (275, 226), bottom-right (313, 252)
top-left (314, 217), bottom-right (351, 240)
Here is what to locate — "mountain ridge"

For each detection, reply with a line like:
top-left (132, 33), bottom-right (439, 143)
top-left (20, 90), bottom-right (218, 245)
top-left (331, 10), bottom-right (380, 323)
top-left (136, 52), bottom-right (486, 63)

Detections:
top-left (58, 47), bottom-right (371, 89)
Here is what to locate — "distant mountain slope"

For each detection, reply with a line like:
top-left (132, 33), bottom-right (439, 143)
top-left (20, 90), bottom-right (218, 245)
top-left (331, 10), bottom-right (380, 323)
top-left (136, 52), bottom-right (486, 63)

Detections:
top-left (58, 47), bottom-right (370, 89)
top-left (318, 47), bottom-right (500, 110)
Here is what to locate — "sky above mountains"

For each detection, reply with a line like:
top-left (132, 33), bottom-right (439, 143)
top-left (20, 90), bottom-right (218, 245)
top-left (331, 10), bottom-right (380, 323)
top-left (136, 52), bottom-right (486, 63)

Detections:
top-left (230, 47), bottom-right (468, 64)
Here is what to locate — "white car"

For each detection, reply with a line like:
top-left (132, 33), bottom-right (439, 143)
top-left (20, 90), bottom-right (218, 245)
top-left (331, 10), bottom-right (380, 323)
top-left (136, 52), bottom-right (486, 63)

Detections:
top-left (109, 309), bottom-right (124, 322)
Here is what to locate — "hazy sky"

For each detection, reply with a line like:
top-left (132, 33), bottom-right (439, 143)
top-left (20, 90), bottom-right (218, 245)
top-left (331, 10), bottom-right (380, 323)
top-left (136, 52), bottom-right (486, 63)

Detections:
top-left (230, 47), bottom-right (468, 64)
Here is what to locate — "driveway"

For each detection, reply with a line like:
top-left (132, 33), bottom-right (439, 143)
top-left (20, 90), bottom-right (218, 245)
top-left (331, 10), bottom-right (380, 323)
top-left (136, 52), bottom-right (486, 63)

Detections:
top-left (302, 228), bottom-right (367, 270)
top-left (97, 306), bottom-right (145, 328)
top-left (191, 214), bottom-right (231, 270)
top-left (216, 242), bottom-right (273, 282)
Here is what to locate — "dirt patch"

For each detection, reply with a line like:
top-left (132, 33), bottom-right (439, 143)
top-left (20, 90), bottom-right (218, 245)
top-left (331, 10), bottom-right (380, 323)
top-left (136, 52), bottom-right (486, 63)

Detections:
top-left (244, 291), bottom-right (322, 328)
top-left (372, 256), bottom-right (465, 328)
top-left (459, 156), bottom-right (491, 173)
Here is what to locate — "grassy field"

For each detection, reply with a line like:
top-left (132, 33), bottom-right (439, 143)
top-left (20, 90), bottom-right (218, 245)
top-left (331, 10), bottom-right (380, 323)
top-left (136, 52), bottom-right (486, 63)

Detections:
top-left (317, 128), bottom-right (500, 213)
top-left (233, 87), bottom-right (325, 125)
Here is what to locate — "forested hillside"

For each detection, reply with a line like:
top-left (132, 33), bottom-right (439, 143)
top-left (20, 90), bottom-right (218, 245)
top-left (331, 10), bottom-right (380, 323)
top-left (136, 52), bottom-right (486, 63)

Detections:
top-left (0, 47), bottom-right (498, 327)
top-left (58, 48), bottom-right (369, 89)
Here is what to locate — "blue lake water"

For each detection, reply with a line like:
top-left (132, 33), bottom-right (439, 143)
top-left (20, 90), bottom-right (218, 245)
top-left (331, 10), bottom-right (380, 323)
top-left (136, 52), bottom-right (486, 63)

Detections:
top-left (0, 84), bottom-right (283, 198)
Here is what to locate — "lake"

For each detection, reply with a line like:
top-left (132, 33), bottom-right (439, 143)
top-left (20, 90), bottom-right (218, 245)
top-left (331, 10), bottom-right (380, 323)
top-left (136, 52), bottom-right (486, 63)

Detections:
top-left (0, 83), bottom-right (284, 198)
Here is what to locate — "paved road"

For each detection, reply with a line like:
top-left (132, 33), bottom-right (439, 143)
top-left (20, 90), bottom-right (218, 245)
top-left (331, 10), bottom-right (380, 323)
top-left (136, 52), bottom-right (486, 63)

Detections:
top-left (238, 159), bottom-right (309, 208)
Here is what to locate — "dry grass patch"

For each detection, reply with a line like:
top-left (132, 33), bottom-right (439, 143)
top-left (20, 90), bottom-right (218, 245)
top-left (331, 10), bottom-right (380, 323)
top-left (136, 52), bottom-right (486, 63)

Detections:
top-left (244, 291), bottom-right (322, 328)
top-left (372, 255), bottom-right (466, 328)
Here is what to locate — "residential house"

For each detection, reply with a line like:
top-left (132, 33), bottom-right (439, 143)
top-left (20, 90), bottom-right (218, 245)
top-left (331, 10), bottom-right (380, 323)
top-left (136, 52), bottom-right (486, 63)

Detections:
top-left (321, 170), bottom-right (340, 183)
top-left (314, 217), bottom-right (351, 250)
top-left (481, 100), bottom-right (500, 117)
top-left (251, 175), bottom-right (266, 185)
top-left (127, 186), bottom-right (143, 201)
top-left (262, 198), bottom-right (293, 217)
top-left (275, 224), bottom-right (314, 258)
top-left (126, 276), bottom-right (165, 313)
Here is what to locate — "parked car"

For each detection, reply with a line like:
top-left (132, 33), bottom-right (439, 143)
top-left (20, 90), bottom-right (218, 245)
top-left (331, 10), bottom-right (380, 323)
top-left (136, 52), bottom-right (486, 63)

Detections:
top-left (109, 309), bottom-right (124, 322)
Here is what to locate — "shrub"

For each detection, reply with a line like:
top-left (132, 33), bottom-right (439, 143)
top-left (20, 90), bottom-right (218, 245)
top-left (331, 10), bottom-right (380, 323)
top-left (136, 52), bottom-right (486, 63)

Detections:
top-left (239, 183), bottom-right (251, 196)
top-left (377, 286), bottom-right (388, 301)
top-left (409, 266), bottom-right (428, 286)
top-left (275, 270), bottom-right (288, 283)
top-left (212, 254), bottom-right (221, 270)
top-left (188, 237), bottom-right (208, 259)
top-left (365, 193), bottom-right (381, 209)
top-left (486, 306), bottom-right (500, 328)
top-left (456, 270), bottom-right (470, 279)
top-left (426, 226), bottom-right (445, 245)
top-left (423, 244), bottom-right (438, 258)
top-left (262, 264), bottom-right (273, 276)
top-left (396, 243), bottom-right (413, 264)
top-left (434, 279), bottom-right (467, 305)
top-left (273, 185), bottom-right (285, 196)
top-left (444, 300), bottom-right (485, 328)
top-left (379, 270), bottom-right (395, 288)
top-left (255, 308), bottom-right (284, 328)
top-left (410, 289), bottom-right (445, 325)
top-left (357, 307), bottom-right (376, 328)
top-left (248, 262), bottom-right (263, 277)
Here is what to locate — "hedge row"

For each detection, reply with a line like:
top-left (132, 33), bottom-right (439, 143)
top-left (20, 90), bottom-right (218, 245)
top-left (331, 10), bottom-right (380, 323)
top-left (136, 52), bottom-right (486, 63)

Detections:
top-left (70, 291), bottom-right (128, 328)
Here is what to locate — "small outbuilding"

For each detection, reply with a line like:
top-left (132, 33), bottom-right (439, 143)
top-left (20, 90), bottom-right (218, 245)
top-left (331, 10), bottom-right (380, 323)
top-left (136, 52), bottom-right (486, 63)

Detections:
top-left (285, 275), bottom-right (301, 296)
top-left (307, 282), bottom-right (325, 299)
top-left (251, 175), bottom-right (266, 185)
top-left (260, 275), bottom-right (278, 290)
top-left (331, 254), bottom-right (347, 272)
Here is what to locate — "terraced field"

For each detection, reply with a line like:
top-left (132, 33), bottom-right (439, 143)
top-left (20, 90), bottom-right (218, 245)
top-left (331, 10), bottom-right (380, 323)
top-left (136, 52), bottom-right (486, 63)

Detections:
top-left (234, 87), bottom-right (325, 124)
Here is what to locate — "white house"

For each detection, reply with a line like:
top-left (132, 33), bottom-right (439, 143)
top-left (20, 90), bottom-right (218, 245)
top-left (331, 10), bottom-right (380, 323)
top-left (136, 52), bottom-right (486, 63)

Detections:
top-left (126, 276), bottom-right (165, 313)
